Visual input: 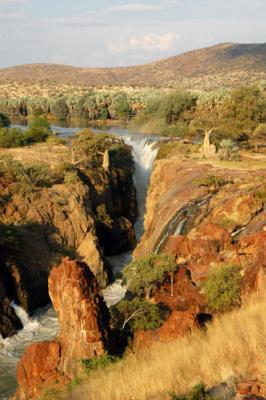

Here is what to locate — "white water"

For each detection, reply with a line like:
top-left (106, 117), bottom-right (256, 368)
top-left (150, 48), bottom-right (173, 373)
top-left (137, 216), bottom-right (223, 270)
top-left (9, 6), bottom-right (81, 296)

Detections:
top-left (0, 134), bottom-right (158, 398)
top-left (0, 305), bottom-right (59, 399)
top-left (103, 136), bottom-right (158, 306)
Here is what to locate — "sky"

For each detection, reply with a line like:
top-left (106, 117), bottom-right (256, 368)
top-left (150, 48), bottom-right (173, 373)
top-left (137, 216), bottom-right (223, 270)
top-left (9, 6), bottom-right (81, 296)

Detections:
top-left (0, 0), bottom-right (265, 68)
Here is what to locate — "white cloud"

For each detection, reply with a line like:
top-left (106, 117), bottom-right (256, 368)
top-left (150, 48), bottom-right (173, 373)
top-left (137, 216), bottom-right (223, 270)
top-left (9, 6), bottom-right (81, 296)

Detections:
top-left (105, 3), bottom-right (163, 12)
top-left (108, 32), bottom-right (181, 53)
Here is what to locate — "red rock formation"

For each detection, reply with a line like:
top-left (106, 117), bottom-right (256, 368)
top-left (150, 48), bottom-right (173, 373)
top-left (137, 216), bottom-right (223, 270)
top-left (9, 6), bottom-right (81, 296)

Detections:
top-left (16, 341), bottom-right (68, 400)
top-left (49, 257), bottom-right (110, 376)
top-left (15, 257), bottom-right (111, 399)
top-left (153, 266), bottom-right (206, 313)
top-left (133, 310), bottom-right (199, 350)
top-left (235, 381), bottom-right (266, 399)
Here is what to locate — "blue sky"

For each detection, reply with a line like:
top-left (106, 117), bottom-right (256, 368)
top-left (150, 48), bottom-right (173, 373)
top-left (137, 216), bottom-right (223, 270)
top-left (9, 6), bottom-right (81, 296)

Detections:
top-left (0, 0), bottom-right (265, 68)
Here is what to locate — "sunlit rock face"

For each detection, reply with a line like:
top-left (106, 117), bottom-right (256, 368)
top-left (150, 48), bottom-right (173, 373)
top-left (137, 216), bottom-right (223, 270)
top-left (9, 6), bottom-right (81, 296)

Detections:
top-left (15, 257), bottom-right (111, 399)
top-left (48, 257), bottom-right (110, 376)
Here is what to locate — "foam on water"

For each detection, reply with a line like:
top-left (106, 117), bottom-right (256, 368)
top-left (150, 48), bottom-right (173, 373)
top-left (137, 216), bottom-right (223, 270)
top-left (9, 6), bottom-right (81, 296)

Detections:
top-left (0, 134), bottom-right (158, 398)
top-left (0, 305), bottom-right (59, 399)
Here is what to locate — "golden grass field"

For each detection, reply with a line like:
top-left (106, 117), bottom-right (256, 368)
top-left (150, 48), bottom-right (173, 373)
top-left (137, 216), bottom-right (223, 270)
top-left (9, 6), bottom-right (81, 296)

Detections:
top-left (62, 295), bottom-right (266, 400)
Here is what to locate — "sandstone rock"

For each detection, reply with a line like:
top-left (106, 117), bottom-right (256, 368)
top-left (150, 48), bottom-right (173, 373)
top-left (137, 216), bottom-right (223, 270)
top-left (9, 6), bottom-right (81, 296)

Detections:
top-left (48, 257), bottom-right (110, 376)
top-left (235, 381), bottom-right (266, 399)
top-left (133, 310), bottom-right (199, 350)
top-left (16, 341), bottom-right (63, 399)
top-left (153, 266), bottom-right (206, 313)
top-left (15, 257), bottom-right (111, 399)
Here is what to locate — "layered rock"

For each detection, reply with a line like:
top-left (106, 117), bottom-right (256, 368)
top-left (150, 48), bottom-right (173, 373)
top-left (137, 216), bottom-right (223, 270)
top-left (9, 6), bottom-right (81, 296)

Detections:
top-left (135, 159), bottom-right (266, 292)
top-left (0, 135), bottom-right (137, 337)
top-left (15, 258), bottom-right (111, 399)
top-left (48, 257), bottom-right (110, 376)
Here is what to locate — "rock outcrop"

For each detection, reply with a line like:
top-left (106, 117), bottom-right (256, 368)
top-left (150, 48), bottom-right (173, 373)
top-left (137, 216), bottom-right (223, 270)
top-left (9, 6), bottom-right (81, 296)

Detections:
top-left (0, 134), bottom-right (137, 337)
top-left (49, 257), bottom-right (110, 376)
top-left (134, 310), bottom-right (200, 350)
top-left (15, 257), bottom-right (111, 399)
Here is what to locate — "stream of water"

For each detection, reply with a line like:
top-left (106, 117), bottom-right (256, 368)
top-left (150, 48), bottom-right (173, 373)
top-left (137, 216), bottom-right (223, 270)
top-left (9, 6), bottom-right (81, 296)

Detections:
top-left (0, 125), bottom-right (158, 399)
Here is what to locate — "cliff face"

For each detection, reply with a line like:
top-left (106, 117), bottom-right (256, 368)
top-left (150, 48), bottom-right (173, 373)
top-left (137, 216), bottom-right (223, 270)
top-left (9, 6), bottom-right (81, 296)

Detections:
top-left (0, 135), bottom-right (137, 337)
top-left (16, 258), bottom-right (110, 399)
top-left (132, 158), bottom-right (266, 348)
top-left (136, 159), bottom-right (265, 276)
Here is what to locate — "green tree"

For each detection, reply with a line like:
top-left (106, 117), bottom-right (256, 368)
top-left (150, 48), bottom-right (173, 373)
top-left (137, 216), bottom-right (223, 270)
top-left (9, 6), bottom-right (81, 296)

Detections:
top-left (24, 117), bottom-right (51, 143)
top-left (111, 297), bottom-right (169, 331)
top-left (202, 264), bottom-right (241, 312)
top-left (0, 112), bottom-right (11, 128)
top-left (0, 127), bottom-right (26, 148)
top-left (50, 97), bottom-right (69, 120)
top-left (218, 139), bottom-right (240, 161)
top-left (123, 253), bottom-right (176, 298)
top-left (253, 123), bottom-right (266, 151)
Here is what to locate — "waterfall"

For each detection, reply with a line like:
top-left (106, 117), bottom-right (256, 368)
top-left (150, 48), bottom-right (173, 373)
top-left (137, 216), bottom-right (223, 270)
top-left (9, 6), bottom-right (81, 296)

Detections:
top-left (124, 136), bottom-right (158, 238)
top-left (0, 133), bottom-right (158, 398)
top-left (103, 136), bottom-right (158, 306)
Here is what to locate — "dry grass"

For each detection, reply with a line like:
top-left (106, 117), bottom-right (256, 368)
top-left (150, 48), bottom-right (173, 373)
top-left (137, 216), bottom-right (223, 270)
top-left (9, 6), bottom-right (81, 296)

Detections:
top-left (69, 296), bottom-right (266, 400)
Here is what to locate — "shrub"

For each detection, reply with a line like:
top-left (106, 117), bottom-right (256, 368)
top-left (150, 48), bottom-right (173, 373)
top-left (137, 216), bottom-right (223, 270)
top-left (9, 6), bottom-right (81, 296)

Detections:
top-left (196, 174), bottom-right (230, 193)
top-left (202, 264), bottom-right (241, 312)
top-left (0, 112), bottom-right (11, 128)
top-left (123, 253), bottom-right (176, 298)
top-left (111, 297), bottom-right (169, 332)
top-left (0, 127), bottom-right (26, 148)
top-left (170, 382), bottom-right (213, 400)
top-left (96, 204), bottom-right (113, 227)
top-left (24, 117), bottom-right (51, 143)
top-left (82, 355), bottom-right (118, 374)
top-left (218, 139), bottom-right (240, 161)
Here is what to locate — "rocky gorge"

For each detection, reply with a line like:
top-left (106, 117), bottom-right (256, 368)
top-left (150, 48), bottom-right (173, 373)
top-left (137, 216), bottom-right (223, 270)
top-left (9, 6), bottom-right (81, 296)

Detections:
top-left (0, 129), bottom-right (137, 339)
top-left (0, 129), bottom-right (266, 400)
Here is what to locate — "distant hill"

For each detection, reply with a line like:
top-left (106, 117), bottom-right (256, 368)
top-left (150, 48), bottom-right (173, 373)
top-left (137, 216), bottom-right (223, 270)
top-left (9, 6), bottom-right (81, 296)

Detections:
top-left (0, 43), bottom-right (265, 90)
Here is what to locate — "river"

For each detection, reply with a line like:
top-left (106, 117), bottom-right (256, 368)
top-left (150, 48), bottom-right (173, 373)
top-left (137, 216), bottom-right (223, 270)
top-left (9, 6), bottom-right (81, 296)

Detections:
top-left (0, 124), bottom-right (158, 399)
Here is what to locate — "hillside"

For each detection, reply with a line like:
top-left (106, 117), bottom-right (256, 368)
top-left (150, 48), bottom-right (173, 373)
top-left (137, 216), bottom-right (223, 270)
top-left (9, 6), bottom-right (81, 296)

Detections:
top-left (0, 42), bottom-right (265, 91)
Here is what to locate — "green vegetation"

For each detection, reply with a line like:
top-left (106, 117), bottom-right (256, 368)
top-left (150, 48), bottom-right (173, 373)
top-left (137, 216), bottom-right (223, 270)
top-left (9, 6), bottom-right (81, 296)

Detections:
top-left (0, 112), bottom-right (10, 127)
top-left (82, 355), bottom-right (118, 374)
top-left (0, 155), bottom-right (79, 194)
top-left (111, 297), bottom-right (169, 332)
top-left (123, 253), bottom-right (177, 298)
top-left (196, 174), bottom-right (230, 193)
top-left (218, 139), bottom-right (240, 161)
top-left (170, 382), bottom-right (214, 400)
top-left (0, 116), bottom-right (54, 148)
top-left (96, 204), bottom-right (113, 227)
top-left (202, 264), bottom-right (241, 312)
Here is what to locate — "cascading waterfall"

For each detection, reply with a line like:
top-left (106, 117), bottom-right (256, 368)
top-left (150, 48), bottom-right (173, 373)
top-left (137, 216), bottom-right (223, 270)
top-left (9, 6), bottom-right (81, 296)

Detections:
top-left (103, 136), bottom-right (158, 306)
top-left (0, 134), bottom-right (158, 398)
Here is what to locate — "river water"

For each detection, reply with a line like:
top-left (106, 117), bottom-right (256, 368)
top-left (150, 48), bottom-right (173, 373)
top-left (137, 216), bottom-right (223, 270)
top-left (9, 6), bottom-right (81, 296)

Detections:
top-left (0, 124), bottom-right (158, 399)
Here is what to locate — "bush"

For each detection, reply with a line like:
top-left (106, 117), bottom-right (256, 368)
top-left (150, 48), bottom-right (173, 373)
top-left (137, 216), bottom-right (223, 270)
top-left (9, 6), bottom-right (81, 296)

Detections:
top-left (218, 139), bottom-right (240, 161)
top-left (0, 127), bottom-right (26, 148)
top-left (0, 112), bottom-right (11, 128)
top-left (170, 382), bottom-right (213, 400)
top-left (82, 355), bottom-right (118, 374)
top-left (202, 264), bottom-right (241, 312)
top-left (123, 253), bottom-right (176, 298)
top-left (111, 297), bottom-right (169, 332)
top-left (196, 174), bottom-right (230, 193)
top-left (24, 117), bottom-right (51, 143)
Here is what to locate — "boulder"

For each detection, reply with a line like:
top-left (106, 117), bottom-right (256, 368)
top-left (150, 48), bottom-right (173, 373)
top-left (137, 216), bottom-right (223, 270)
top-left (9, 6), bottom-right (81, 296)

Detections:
top-left (133, 310), bottom-right (200, 350)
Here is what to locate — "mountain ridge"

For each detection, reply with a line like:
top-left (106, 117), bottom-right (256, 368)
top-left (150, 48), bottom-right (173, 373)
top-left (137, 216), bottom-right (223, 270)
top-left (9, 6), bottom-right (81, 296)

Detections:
top-left (0, 42), bottom-right (265, 90)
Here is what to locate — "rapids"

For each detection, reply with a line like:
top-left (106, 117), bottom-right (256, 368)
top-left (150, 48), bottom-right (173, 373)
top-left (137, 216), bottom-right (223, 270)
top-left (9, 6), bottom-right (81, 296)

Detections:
top-left (0, 128), bottom-right (158, 398)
